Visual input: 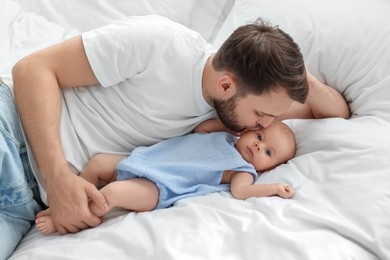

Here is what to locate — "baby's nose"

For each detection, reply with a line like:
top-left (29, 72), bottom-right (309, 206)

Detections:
top-left (255, 142), bottom-right (263, 151)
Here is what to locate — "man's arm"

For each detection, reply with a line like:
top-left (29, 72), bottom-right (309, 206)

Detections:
top-left (230, 172), bottom-right (294, 200)
top-left (12, 35), bottom-right (107, 234)
top-left (278, 70), bottom-right (351, 120)
top-left (193, 118), bottom-right (229, 133)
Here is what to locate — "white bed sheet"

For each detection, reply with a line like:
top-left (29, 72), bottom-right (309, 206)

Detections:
top-left (2, 0), bottom-right (390, 259)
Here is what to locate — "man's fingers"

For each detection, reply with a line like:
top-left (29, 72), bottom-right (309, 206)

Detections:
top-left (86, 183), bottom-right (108, 213)
top-left (56, 224), bottom-right (72, 235)
top-left (65, 224), bottom-right (81, 234)
top-left (83, 183), bottom-right (106, 227)
top-left (56, 221), bottom-right (92, 234)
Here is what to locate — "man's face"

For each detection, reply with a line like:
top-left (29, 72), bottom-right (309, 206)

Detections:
top-left (214, 87), bottom-right (293, 133)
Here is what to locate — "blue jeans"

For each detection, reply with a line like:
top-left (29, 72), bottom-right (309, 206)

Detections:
top-left (0, 82), bottom-right (42, 260)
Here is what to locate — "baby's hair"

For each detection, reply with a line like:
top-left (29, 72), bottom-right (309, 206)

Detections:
top-left (277, 121), bottom-right (296, 161)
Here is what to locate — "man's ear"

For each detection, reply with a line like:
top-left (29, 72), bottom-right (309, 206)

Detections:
top-left (216, 73), bottom-right (236, 99)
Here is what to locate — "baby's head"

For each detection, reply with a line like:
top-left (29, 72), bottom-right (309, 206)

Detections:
top-left (235, 121), bottom-right (296, 172)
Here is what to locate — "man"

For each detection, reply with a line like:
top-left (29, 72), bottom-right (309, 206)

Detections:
top-left (2, 16), bottom-right (349, 258)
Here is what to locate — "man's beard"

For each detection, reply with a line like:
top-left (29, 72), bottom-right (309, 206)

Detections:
top-left (213, 96), bottom-right (244, 133)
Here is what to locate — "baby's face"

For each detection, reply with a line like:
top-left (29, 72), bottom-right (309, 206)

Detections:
top-left (235, 122), bottom-right (294, 171)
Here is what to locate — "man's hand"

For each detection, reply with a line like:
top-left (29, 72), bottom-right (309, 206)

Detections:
top-left (46, 172), bottom-right (108, 234)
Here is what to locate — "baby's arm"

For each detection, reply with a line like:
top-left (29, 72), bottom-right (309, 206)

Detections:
top-left (230, 172), bottom-right (294, 200)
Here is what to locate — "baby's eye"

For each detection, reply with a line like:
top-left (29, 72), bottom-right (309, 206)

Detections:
top-left (265, 148), bottom-right (271, 157)
top-left (257, 134), bottom-right (263, 141)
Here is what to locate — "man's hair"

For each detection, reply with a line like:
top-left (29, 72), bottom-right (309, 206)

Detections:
top-left (213, 18), bottom-right (308, 103)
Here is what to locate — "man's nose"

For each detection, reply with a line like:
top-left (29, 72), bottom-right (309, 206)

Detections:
top-left (257, 115), bottom-right (275, 129)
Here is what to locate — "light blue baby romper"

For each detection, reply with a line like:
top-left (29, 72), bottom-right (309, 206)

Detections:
top-left (115, 132), bottom-right (258, 209)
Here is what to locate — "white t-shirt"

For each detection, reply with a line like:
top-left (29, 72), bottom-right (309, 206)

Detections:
top-left (31, 15), bottom-right (216, 204)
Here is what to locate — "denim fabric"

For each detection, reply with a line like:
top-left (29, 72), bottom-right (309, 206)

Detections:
top-left (0, 82), bottom-right (42, 260)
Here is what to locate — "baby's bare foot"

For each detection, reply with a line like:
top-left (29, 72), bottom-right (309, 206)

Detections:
top-left (36, 215), bottom-right (56, 234)
top-left (36, 208), bottom-right (51, 218)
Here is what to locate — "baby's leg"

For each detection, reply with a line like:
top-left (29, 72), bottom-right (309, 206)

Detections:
top-left (35, 178), bottom-right (158, 235)
top-left (80, 154), bottom-right (126, 187)
top-left (89, 178), bottom-right (159, 214)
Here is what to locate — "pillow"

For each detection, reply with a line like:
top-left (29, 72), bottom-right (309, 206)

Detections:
top-left (0, 0), bottom-right (77, 76)
top-left (277, 117), bottom-right (390, 259)
top-left (212, 0), bottom-right (390, 122)
top-left (15, 0), bottom-right (234, 43)
top-left (189, 0), bottom-right (234, 43)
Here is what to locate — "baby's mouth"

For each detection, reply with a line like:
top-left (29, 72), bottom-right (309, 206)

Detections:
top-left (247, 147), bottom-right (254, 158)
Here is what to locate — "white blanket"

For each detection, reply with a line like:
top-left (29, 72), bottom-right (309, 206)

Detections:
top-left (2, 0), bottom-right (390, 259)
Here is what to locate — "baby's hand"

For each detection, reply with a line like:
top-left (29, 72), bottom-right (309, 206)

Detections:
top-left (275, 184), bottom-right (294, 199)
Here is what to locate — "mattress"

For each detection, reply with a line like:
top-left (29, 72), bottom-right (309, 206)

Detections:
top-left (2, 0), bottom-right (390, 259)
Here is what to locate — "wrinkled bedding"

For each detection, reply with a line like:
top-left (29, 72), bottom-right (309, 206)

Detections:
top-left (2, 0), bottom-right (390, 259)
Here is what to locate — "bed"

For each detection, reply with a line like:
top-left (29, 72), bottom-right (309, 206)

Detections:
top-left (2, 0), bottom-right (390, 259)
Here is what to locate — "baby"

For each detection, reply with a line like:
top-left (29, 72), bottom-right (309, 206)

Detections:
top-left (36, 120), bottom-right (295, 234)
